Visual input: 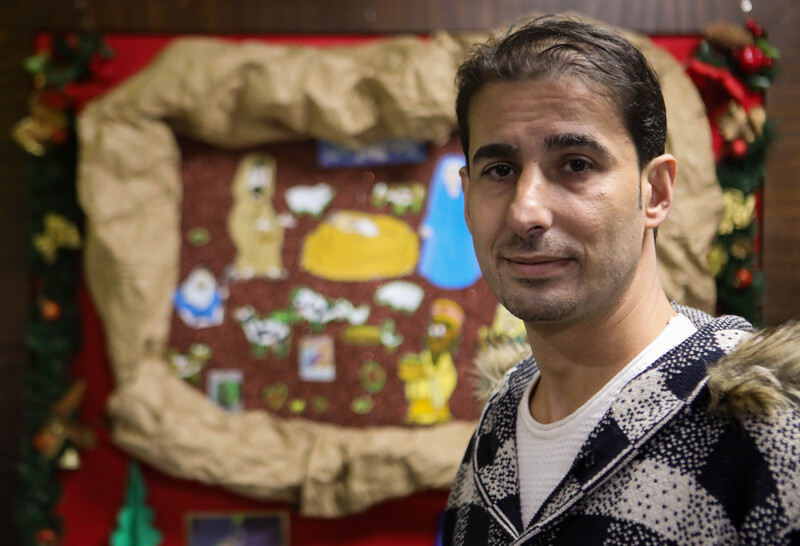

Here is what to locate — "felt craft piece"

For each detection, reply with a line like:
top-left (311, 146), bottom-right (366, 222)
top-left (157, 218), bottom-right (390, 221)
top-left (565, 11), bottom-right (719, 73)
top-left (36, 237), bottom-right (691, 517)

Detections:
top-left (206, 369), bottom-right (244, 412)
top-left (342, 319), bottom-right (404, 350)
top-left (370, 181), bottom-right (427, 216)
top-left (359, 360), bottom-right (388, 394)
top-left (186, 226), bottom-right (211, 246)
top-left (174, 267), bottom-right (227, 329)
top-left (300, 211), bottom-right (420, 281)
top-left (290, 286), bottom-right (370, 331)
top-left (167, 343), bottom-right (211, 384)
top-left (351, 396), bottom-right (375, 414)
top-left (110, 463), bottom-right (163, 546)
top-left (298, 335), bottom-right (336, 382)
top-left (233, 305), bottom-right (297, 359)
top-left (228, 153), bottom-right (288, 281)
top-left (374, 280), bottom-right (425, 313)
top-left (284, 183), bottom-right (335, 217)
top-left (288, 399), bottom-right (307, 414)
top-left (78, 20), bottom-right (720, 517)
top-left (317, 138), bottom-right (427, 168)
top-left (398, 299), bottom-right (464, 425)
top-left (310, 395), bottom-right (330, 413)
top-left (262, 382), bottom-right (289, 410)
top-left (417, 154), bottom-right (482, 290)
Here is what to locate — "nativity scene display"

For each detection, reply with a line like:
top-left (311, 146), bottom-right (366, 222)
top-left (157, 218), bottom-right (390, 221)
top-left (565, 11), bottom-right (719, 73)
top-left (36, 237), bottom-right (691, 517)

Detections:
top-left (170, 134), bottom-right (521, 428)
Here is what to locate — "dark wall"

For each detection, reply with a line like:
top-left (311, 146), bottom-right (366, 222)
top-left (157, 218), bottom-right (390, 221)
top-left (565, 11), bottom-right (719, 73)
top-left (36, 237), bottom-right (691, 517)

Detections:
top-left (2, 0), bottom-right (798, 536)
top-left (1, 2), bottom-right (35, 538)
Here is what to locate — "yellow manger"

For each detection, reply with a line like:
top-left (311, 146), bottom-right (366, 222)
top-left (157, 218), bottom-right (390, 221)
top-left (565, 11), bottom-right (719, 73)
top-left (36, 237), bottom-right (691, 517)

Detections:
top-left (301, 211), bottom-right (420, 281)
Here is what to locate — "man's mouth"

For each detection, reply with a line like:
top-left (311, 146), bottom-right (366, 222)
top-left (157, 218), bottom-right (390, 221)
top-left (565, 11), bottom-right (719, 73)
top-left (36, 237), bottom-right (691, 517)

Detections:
top-left (502, 255), bottom-right (572, 278)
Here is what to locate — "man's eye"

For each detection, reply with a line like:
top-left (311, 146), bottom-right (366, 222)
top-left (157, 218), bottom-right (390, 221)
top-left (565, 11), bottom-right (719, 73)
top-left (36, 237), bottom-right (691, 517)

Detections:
top-left (566, 159), bottom-right (592, 173)
top-left (486, 164), bottom-right (514, 178)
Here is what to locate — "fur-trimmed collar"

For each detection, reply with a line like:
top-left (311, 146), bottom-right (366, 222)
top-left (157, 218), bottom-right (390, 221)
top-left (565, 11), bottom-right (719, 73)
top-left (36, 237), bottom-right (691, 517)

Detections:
top-left (708, 319), bottom-right (800, 418)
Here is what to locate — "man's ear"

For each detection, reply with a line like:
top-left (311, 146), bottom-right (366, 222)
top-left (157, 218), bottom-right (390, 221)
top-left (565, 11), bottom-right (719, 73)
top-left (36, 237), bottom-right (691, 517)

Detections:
top-left (642, 154), bottom-right (676, 230)
top-left (460, 165), bottom-right (472, 231)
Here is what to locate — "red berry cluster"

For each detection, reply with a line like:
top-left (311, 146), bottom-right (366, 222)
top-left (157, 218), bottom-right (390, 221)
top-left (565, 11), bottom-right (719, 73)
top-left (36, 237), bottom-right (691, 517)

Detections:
top-left (734, 19), bottom-right (774, 73)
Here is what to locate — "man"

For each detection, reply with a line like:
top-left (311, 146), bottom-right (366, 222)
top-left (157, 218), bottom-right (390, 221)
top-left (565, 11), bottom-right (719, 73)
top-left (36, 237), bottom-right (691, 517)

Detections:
top-left (443, 15), bottom-right (800, 545)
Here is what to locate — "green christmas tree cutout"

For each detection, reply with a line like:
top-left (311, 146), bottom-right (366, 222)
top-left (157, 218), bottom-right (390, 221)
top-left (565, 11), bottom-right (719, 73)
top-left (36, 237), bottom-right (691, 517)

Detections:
top-left (110, 462), bottom-right (163, 546)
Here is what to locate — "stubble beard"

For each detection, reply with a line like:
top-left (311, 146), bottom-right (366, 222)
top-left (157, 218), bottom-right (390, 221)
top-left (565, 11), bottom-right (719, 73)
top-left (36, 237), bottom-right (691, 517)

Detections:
top-left (495, 277), bottom-right (582, 323)
top-left (490, 248), bottom-right (639, 326)
top-left (487, 234), bottom-right (584, 323)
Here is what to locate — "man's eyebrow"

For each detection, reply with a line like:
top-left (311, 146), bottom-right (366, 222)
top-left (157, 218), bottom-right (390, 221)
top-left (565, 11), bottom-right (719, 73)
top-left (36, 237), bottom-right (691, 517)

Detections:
top-left (471, 143), bottom-right (520, 165)
top-left (544, 133), bottom-right (612, 159)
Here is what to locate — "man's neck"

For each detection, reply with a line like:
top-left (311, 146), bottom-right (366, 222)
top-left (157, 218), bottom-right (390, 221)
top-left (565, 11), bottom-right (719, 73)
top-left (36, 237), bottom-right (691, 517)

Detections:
top-left (526, 288), bottom-right (676, 425)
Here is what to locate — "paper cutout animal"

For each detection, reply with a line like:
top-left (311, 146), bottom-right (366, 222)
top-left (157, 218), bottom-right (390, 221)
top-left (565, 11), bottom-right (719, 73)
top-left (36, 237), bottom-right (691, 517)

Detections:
top-left (228, 153), bottom-right (287, 280)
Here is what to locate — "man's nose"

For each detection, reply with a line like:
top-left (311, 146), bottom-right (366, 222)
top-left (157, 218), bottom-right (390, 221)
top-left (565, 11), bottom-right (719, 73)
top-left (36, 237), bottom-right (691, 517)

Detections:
top-left (507, 168), bottom-right (553, 238)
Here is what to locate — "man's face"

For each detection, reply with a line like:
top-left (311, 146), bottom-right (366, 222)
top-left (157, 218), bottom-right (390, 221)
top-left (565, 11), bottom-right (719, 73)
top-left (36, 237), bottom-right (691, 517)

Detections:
top-left (462, 77), bottom-right (649, 326)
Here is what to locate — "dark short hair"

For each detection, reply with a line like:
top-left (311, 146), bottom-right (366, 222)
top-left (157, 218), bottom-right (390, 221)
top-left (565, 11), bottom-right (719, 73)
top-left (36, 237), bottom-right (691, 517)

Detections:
top-left (455, 16), bottom-right (667, 169)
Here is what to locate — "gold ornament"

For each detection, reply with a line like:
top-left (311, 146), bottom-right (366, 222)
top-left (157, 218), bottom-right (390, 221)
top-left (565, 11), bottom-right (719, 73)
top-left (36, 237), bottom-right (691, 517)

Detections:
top-left (730, 235), bottom-right (754, 260)
top-left (748, 105), bottom-right (766, 137)
top-left (11, 92), bottom-right (70, 156)
top-left (33, 213), bottom-right (82, 264)
top-left (717, 101), bottom-right (765, 144)
top-left (58, 447), bottom-right (81, 470)
top-left (707, 244), bottom-right (729, 277)
top-left (12, 117), bottom-right (46, 156)
top-left (718, 188), bottom-right (756, 235)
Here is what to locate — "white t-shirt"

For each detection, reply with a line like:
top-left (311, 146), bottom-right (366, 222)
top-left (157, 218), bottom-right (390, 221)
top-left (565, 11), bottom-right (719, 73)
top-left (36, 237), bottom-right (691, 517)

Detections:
top-left (516, 314), bottom-right (697, 527)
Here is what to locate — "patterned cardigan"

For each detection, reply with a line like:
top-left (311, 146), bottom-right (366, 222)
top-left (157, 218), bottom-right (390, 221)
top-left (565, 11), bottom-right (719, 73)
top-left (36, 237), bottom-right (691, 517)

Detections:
top-left (443, 306), bottom-right (800, 545)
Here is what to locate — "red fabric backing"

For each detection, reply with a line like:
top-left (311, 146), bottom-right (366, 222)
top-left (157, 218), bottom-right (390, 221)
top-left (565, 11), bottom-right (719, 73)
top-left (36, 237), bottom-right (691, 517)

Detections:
top-left (55, 34), bottom-right (699, 545)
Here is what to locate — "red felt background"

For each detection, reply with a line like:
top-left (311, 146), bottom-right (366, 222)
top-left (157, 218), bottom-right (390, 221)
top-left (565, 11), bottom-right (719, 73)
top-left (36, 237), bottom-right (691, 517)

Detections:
top-left (57, 34), bottom-right (702, 545)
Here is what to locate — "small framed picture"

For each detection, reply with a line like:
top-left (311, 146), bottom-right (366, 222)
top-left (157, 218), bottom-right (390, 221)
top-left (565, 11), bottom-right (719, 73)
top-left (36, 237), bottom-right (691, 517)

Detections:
top-left (298, 335), bottom-right (336, 382)
top-left (206, 369), bottom-right (244, 412)
top-left (186, 511), bottom-right (289, 546)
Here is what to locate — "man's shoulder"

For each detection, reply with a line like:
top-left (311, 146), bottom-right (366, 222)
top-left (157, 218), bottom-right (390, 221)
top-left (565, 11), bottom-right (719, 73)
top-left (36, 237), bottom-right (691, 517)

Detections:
top-left (706, 318), bottom-right (800, 423)
top-left (691, 316), bottom-right (800, 482)
top-left (659, 308), bottom-right (800, 433)
top-left (661, 305), bottom-right (757, 372)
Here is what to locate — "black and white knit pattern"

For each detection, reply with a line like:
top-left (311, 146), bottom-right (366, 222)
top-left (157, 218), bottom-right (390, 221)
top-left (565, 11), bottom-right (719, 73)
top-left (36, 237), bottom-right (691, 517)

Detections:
top-left (443, 307), bottom-right (800, 545)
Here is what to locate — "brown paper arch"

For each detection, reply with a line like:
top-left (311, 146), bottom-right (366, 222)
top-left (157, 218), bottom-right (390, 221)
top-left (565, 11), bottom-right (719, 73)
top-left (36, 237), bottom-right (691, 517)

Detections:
top-left (77, 23), bottom-right (719, 518)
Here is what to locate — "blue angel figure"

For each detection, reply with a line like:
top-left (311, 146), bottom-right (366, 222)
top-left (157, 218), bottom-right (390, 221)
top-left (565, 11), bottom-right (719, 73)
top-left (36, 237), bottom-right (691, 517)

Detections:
top-left (417, 154), bottom-right (482, 289)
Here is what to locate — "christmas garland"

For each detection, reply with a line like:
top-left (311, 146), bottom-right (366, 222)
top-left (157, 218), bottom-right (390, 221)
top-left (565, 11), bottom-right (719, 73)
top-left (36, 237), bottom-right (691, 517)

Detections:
top-left (687, 18), bottom-right (780, 326)
top-left (12, 32), bottom-right (112, 546)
